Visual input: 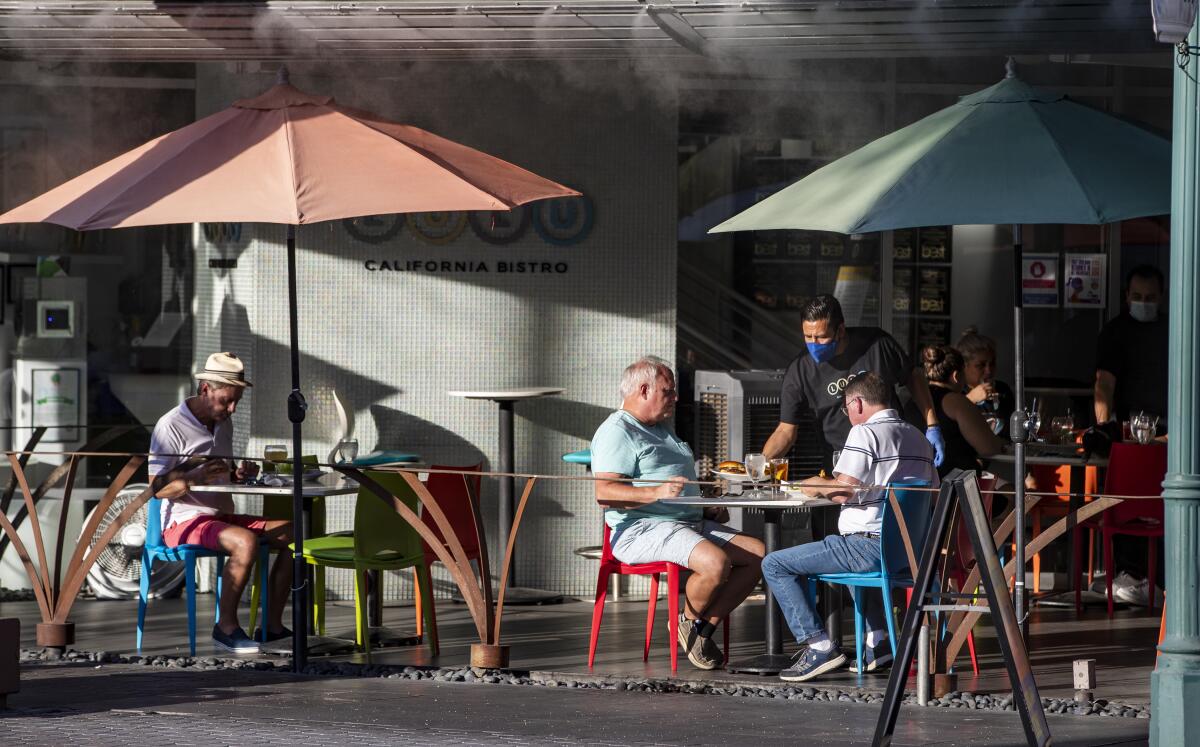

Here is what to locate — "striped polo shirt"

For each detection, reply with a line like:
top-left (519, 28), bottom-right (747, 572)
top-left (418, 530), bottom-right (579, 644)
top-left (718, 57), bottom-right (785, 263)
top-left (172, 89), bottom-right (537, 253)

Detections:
top-left (833, 409), bottom-right (939, 534)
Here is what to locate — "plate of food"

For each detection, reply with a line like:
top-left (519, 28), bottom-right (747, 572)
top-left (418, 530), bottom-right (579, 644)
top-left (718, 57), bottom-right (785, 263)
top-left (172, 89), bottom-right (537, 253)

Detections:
top-left (711, 460), bottom-right (755, 482)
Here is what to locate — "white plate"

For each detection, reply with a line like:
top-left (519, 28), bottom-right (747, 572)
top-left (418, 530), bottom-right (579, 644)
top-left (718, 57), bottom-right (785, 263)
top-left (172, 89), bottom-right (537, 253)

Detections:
top-left (712, 470), bottom-right (758, 482)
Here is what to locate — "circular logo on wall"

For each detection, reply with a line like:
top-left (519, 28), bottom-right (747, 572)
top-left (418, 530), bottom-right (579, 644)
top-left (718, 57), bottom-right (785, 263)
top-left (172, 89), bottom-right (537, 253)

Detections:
top-left (468, 207), bottom-right (530, 245)
top-left (343, 214), bottom-right (404, 245)
top-left (407, 211), bottom-right (468, 245)
top-left (532, 193), bottom-right (594, 247)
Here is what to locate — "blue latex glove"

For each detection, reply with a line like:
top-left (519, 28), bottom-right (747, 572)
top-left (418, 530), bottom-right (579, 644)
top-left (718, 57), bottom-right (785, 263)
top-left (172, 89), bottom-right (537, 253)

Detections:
top-left (925, 425), bottom-right (946, 468)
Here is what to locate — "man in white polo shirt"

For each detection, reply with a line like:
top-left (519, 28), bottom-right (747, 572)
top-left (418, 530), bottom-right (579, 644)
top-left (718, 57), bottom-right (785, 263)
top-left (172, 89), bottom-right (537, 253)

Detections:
top-left (761, 372), bottom-right (938, 682)
top-left (148, 352), bottom-right (293, 653)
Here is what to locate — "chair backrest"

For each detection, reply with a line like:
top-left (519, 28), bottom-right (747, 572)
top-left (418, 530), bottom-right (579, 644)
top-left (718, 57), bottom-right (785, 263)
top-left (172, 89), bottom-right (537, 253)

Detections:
top-left (355, 470), bottom-right (424, 562)
top-left (1104, 442), bottom-right (1167, 524)
top-left (421, 464), bottom-right (484, 558)
top-left (880, 480), bottom-right (934, 577)
top-left (600, 522), bottom-right (616, 564)
top-left (145, 497), bottom-right (164, 550)
top-left (953, 473), bottom-right (996, 572)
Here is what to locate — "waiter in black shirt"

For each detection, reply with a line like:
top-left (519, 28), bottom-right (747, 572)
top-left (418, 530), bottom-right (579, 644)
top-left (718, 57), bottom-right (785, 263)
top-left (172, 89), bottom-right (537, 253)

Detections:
top-left (762, 294), bottom-right (945, 468)
top-left (1094, 265), bottom-right (1168, 430)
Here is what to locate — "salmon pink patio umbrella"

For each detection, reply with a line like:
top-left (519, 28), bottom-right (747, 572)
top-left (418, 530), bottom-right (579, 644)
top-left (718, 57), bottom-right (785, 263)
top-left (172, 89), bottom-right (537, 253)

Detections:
top-left (0, 68), bottom-right (579, 669)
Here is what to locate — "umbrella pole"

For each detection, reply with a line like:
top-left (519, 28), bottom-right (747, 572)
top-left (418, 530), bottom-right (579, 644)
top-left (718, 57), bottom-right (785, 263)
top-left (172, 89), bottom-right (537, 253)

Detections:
top-left (286, 224), bottom-right (309, 672)
top-left (1010, 223), bottom-right (1029, 638)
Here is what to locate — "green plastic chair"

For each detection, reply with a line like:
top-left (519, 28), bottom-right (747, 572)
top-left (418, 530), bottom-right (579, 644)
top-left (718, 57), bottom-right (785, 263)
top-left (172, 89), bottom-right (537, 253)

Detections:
top-left (305, 471), bottom-right (438, 657)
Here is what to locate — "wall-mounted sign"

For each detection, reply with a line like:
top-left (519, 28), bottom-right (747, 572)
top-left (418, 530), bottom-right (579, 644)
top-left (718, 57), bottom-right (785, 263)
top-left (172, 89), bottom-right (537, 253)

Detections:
top-left (1064, 253), bottom-right (1106, 309)
top-left (343, 214), bottom-right (404, 244)
top-left (1021, 254), bottom-right (1059, 307)
top-left (532, 194), bottom-right (594, 246)
top-left (469, 207), bottom-right (530, 245)
top-left (407, 211), bottom-right (468, 245)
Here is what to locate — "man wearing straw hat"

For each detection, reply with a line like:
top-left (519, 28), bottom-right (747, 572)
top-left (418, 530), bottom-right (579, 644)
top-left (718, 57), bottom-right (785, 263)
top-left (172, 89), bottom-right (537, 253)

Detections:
top-left (592, 355), bottom-right (765, 670)
top-left (148, 352), bottom-right (294, 654)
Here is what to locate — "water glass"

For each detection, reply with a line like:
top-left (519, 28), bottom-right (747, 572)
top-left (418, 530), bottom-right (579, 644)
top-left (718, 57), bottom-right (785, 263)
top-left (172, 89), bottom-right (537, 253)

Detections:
top-left (336, 438), bottom-right (359, 463)
top-left (1049, 416), bottom-right (1074, 445)
top-left (744, 453), bottom-right (768, 498)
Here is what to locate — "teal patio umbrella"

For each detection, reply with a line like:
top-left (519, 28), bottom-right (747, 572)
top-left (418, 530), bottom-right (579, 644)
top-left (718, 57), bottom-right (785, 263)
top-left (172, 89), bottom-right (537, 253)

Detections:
top-left (710, 62), bottom-right (1171, 636)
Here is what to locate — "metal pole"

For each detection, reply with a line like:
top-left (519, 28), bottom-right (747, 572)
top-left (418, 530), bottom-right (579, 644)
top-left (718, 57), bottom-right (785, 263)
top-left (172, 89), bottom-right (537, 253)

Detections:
top-left (286, 224), bottom-right (309, 672)
top-left (917, 621), bottom-right (930, 706)
top-left (763, 509), bottom-right (782, 656)
top-left (1010, 223), bottom-right (1028, 637)
top-left (497, 399), bottom-right (515, 587)
top-left (1151, 26), bottom-right (1200, 745)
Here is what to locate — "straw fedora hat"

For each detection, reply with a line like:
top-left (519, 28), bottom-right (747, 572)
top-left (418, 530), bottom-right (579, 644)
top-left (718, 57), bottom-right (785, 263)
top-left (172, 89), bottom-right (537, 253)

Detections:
top-left (195, 351), bottom-right (253, 388)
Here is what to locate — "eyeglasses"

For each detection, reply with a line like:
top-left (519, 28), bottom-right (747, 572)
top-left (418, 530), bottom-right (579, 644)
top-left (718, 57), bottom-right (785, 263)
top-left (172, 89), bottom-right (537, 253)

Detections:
top-left (840, 396), bottom-right (862, 416)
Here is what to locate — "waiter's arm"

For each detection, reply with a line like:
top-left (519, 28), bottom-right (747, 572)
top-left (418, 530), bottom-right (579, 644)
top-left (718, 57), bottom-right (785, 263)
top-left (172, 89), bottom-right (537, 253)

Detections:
top-left (1094, 369), bottom-right (1117, 424)
top-left (907, 367), bottom-right (940, 428)
top-left (763, 422), bottom-right (798, 460)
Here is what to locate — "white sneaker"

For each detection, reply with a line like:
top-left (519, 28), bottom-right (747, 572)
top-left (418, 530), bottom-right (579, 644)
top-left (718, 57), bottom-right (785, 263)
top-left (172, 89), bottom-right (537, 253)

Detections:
top-left (1113, 573), bottom-right (1152, 606)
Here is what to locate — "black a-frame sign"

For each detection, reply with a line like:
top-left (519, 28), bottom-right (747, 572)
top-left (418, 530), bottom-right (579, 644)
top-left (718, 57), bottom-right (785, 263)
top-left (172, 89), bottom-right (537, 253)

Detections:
top-left (872, 469), bottom-right (1051, 747)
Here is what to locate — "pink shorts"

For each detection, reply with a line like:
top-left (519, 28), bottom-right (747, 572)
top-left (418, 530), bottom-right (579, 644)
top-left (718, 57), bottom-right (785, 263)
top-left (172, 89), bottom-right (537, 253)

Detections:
top-left (163, 513), bottom-right (270, 551)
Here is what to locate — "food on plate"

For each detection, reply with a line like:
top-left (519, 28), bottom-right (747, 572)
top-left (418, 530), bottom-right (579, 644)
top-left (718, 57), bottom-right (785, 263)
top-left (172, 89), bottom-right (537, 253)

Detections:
top-left (717, 460), bottom-right (746, 474)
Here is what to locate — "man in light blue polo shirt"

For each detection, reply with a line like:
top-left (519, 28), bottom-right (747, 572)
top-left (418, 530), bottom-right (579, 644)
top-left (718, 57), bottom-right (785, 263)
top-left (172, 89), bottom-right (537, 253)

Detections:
top-left (592, 355), bottom-right (764, 670)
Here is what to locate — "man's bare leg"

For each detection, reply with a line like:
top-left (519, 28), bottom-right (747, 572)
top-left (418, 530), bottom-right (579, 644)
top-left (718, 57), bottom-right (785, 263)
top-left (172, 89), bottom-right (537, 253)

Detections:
top-left (215, 525), bottom-right (259, 635)
top-left (685, 534), bottom-right (765, 624)
top-left (259, 520), bottom-right (293, 632)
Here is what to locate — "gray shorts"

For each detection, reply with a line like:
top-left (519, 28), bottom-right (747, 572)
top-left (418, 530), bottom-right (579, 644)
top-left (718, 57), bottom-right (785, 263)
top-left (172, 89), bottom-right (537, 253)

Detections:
top-left (611, 518), bottom-right (741, 568)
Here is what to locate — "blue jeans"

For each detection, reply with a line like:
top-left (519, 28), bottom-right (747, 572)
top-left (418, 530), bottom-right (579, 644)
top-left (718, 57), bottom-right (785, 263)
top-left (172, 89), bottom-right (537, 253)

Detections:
top-left (761, 533), bottom-right (884, 644)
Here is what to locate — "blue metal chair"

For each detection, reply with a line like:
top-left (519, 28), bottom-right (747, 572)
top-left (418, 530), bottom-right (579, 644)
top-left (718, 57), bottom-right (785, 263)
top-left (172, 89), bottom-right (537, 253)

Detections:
top-left (137, 497), bottom-right (269, 655)
top-left (809, 479), bottom-right (933, 674)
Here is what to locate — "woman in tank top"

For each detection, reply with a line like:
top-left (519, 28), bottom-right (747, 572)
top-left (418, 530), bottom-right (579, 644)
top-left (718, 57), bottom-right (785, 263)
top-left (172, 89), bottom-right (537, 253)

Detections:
top-left (921, 345), bottom-right (1006, 478)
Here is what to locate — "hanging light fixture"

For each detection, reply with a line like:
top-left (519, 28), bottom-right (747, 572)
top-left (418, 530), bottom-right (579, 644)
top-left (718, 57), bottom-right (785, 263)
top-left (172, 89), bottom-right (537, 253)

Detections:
top-left (1152, 0), bottom-right (1197, 43)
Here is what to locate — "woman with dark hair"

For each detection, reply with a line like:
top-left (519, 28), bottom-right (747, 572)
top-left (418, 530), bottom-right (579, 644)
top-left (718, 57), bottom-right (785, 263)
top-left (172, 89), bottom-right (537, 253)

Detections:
top-left (921, 345), bottom-right (1006, 477)
top-left (955, 327), bottom-right (1015, 436)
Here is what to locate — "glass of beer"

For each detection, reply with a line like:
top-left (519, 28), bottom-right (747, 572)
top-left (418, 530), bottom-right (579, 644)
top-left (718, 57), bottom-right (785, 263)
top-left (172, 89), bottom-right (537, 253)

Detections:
top-left (769, 458), bottom-right (789, 485)
top-left (264, 444), bottom-right (287, 472)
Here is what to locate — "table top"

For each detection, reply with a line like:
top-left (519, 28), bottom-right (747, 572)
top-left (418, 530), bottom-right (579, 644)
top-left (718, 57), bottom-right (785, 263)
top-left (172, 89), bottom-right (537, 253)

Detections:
top-left (448, 387), bottom-right (564, 401)
top-left (200, 473), bottom-right (360, 497)
top-left (660, 493), bottom-right (838, 509)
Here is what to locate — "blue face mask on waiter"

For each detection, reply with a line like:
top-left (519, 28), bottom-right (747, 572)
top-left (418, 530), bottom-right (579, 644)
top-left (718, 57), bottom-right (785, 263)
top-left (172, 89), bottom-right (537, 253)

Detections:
top-left (806, 340), bottom-right (838, 363)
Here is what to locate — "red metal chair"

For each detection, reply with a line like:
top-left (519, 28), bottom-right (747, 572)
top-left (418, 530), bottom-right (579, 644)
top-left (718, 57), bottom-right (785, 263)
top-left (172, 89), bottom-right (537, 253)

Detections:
top-left (1073, 442), bottom-right (1166, 616)
top-left (587, 523), bottom-right (728, 672)
top-left (413, 464), bottom-right (484, 638)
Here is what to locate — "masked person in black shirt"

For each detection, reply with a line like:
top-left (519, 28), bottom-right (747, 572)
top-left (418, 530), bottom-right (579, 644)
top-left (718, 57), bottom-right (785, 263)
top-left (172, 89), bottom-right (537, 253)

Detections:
top-left (762, 295), bottom-right (945, 469)
top-left (1094, 265), bottom-right (1168, 431)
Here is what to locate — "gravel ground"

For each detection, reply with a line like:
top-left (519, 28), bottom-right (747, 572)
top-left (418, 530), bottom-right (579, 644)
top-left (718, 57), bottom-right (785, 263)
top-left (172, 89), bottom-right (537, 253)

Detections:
top-left (18, 647), bottom-right (1151, 720)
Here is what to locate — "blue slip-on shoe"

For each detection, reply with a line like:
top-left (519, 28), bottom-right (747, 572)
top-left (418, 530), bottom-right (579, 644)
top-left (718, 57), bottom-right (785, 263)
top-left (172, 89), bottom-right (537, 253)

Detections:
top-left (213, 625), bottom-right (260, 654)
top-left (780, 645), bottom-right (847, 682)
top-left (848, 641), bottom-right (894, 673)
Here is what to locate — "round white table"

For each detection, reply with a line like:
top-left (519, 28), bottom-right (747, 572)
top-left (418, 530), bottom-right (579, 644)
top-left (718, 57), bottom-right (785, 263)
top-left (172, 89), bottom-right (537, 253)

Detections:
top-left (449, 387), bottom-right (564, 604)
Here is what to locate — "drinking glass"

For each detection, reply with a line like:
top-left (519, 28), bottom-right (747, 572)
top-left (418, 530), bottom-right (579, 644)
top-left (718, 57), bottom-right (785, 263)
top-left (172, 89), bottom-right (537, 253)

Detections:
top-left (336, 438), bottom-right (359, 463)
top-left (1049, 416), bottom-right (1074, 445)
top-left (769, 458), bottom-right (789, 486)
top-left (263, 444), bottom-right (287, 472)
top-left (744, 453), bottom-right (768, 499)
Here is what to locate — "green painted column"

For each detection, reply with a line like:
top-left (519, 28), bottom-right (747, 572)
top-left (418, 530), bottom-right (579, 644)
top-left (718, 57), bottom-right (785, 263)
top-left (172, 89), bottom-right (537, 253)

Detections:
top-left (1152, 20), bottom-right (1200, 746)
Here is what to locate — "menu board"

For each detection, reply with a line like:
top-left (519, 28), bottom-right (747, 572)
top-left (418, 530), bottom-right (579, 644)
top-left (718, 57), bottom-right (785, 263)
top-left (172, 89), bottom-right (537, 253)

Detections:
top-left (893, 226), bottom-right (953, 353)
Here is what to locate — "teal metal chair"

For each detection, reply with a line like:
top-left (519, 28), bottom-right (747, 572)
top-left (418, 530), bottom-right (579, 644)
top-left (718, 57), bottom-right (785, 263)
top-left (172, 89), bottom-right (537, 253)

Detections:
top-left (808, 479), bottom-right (933, 674)
top-left (138, 497), bottom-right (270, 655)
top-left (561, 449), bottom-right (592, 467)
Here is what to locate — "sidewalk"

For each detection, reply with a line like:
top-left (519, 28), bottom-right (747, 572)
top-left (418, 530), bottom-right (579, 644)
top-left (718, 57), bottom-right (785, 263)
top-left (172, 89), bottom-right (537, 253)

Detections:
top-left (2, 658), bottom-right (1149, 746)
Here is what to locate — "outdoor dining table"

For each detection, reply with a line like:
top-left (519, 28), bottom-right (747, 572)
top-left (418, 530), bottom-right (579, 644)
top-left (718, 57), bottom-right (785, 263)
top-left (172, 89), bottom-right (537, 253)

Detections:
top-left (449, 387), bottom-right (564, 604)
top-left (989, 443), bottom-right (1108, 598)
top-left (660, 492), bottom-right (838, 675)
